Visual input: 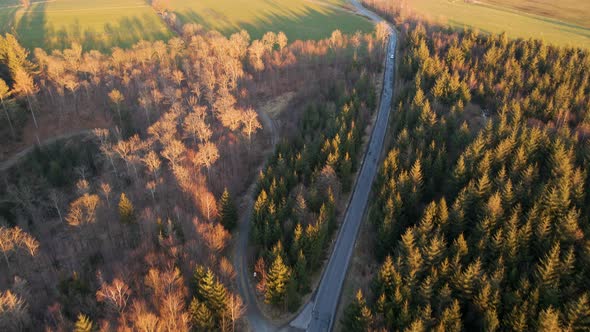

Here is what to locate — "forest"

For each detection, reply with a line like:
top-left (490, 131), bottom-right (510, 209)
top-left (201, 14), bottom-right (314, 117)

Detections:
top-left (0, 18), bottom-right (385, 330)
top-left (342, 0), bottom-right (590, 331)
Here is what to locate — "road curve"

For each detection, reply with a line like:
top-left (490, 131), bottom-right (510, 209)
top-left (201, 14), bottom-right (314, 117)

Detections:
top-left (233, 104), bottom-right (278, 332)
top-left (293, 1), bottom-right (397, 331)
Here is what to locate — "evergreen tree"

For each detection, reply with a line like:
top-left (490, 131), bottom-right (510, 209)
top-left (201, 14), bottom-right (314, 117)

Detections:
top-left (118, 192), bottom-right (135, 224)
top-left (198, 269), bottom-right (227, 314)
top-left (342, 290), bottom-right (373, 332)
top-left (218, 188), bottom-right (238, 230)
top-left (538, 307), bottom-right (563, 332)
top-left (189, 297), bottom-right (215, 330)
top-left (294, 250), bottom-right (309, 293)
top-left (74, 313), bottom-right (93, 332)
top-left (265, 255), bottom-right (290, 305)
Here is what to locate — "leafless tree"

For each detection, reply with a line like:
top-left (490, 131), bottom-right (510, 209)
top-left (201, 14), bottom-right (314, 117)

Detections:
top-left (0, 79), bottom-right (15, 138)
top-left (48, 189), bottom-right (64, 223)
top-left (65, 194), bottom-right (100, 226)
top-left (108, 89), bottom-right (125, 124)
top-left (161, 139), bottom-right (186, 169)
top-left (193, 142), bottom-right (219, 175)
top-left (12, 68), bottom-right (38, 129)
top-left (0, 289), bottom-right (30, 331)
top-left (96, 278), bottom-right (131, 314)
top-left (227, 293), bottom-right (245, 332)
top-left (240, 108), bottom-right (262, 143)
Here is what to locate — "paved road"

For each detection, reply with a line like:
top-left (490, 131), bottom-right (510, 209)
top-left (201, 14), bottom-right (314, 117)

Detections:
top-left (235, 0), bottom-right (397, 330)
top-left (293, 2), bottom-right (397, 330)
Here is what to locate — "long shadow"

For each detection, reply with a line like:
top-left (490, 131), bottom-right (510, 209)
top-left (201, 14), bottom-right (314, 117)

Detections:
top-left (14, 1), bottom-right (47, 50)
top-left (175, 3), bottom-right (371, 41)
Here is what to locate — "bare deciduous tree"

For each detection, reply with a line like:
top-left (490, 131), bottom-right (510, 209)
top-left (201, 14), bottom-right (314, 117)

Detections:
top-left (193, 142), bottom-right (219, 175)
top-left (65, 194), bottom-right (100, 226)
top-left (100, 182), bottom-right (112, 207)
top-left (0, 78), bottom-right (15, 138)
top-left (161, 139), bottom-right (186, 169)
top-left (108, 89), bottom-right (125, 123)
top-left (227, 293), bottom-right (245, 332)
top-left (240, 108), bottom-right (262, 143)
top-left (194, 218), bottom-right (228, 252)
top-left (0, 226), bottom-right (39, 269)
top-left (183, 111), bottom-right (211, 144)
top-left (96, 278), bottom-right (131, 314)
top-left (143, 150), bottom-right (162, 180)
top-left (12, 68), bottom-right (38, 129)
top-left (277, 31), bottom-right (288, 51)
top-left (0, 289), bottom-right (30, 331)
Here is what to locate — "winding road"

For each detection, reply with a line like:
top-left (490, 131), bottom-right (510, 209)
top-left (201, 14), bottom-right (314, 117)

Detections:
top-left (234, 0), bottom-right (398, 331)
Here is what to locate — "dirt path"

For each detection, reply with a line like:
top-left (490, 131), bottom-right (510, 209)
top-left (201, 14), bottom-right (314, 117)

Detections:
top-left (0, 129), bottom-right (94, 172)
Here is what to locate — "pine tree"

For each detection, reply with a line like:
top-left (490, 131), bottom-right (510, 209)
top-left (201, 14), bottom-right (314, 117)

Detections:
top-left (537, 242), bottom-right (561, 306)
top-left (198, 269), bottom-right (227, 314)
top-left (118, 192), bottom-right (135, 224)
top-left (74, 313), bottom-right (93, 332)
top-left (219, 188), bottom-right (238, 230)
top-left (286, 275), bottom-right (300, 312)
top-left (342, 289), bottom-right (373, 332)
top-left (437, 300), bottom-right (462, 332)
top-left (565, 293), bottom-right (590, 331)
top-left (189, 297), bottom-right (215, 330)
top-left (377, 255), bottom-right (397, 295)
top-left (538, 307), bottom-right (563, 332)
top-left (265, 255), bottom-right (290, 305)
top-left (193, 265), bottom-right (207, 296)
top-left (294, 250), bottom-right (309, 293)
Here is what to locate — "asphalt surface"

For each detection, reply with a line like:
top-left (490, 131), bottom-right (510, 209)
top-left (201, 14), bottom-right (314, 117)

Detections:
top-left (298, 2), bottom-right (397, 330)
top-left (235, 0), bottom-right (397, 331)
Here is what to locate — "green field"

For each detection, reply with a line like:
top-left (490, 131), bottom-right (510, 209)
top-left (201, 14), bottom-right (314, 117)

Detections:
top-left (0, 0), bottom-right (173, 51)
top-left (407, 0), bottom-right (590, 49)
top-left (168, 0), bottom-right (373, 41)
top-left (0, 0), bottom-right (373, 51)
top-left (481, 0), bottom-right (590, 29)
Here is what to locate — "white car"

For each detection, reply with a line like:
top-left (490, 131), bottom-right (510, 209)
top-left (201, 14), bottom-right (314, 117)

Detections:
top-left (390, 54), bottom-right (394, 59)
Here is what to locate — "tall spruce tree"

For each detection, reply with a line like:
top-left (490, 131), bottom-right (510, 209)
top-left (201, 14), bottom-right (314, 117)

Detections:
top-left (265, 255), bottom-right (290, 305)
top-left (219, 188), bottom-right (238, 230)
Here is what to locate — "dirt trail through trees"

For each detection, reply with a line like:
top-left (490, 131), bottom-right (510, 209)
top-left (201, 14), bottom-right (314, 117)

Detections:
top-left (0, 129), bottom-right (94, 172)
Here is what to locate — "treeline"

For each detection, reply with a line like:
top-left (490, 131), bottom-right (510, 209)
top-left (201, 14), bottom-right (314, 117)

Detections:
top-left (343, 3), bottom-right (590, 331)
top-left (0, 25), bottom-right (381, 330)
top-left (0, 24), bottom-right (385, 156)
top-left (250, 37), bottom-right (383, 311)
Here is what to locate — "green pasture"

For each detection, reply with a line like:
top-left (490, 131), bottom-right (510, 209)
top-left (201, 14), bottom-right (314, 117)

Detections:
top-left (168, 0), bottom-right (373, 41)
top-left (408, 0), bottom-right (590, 49)
top-left (0, 0), bottom-right (173, 51)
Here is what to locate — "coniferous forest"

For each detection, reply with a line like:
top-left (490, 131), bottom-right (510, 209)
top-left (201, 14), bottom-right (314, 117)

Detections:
top-left (343, 1), bottom-right (590, 331)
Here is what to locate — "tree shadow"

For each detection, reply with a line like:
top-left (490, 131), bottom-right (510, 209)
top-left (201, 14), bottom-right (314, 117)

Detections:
top-left (14, 1), bottom-right (47, 50)
top-left (174, 2), bottom-right (372, 41)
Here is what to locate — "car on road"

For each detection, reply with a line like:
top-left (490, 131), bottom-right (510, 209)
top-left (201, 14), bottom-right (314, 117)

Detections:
top-left (390, 54), bottom-right (394, 59)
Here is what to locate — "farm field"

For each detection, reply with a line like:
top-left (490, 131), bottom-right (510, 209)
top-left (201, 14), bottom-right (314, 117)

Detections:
top-left (405, 0), bottom-right (590, 48)
top-left (481, 0), bottom-right (590, 29)
top-left (0, 0), bottom-right (173, 51)
top-left (168, 0), bottom-right (374, 41)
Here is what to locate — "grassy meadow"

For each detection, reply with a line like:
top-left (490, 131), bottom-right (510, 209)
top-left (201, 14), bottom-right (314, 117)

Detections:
top-left (168, 0), bottom-right (373, 41)
top-left (0, 0), bottom-right (173, 51)
top-left (406, 0), bottom-right (590, 49)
